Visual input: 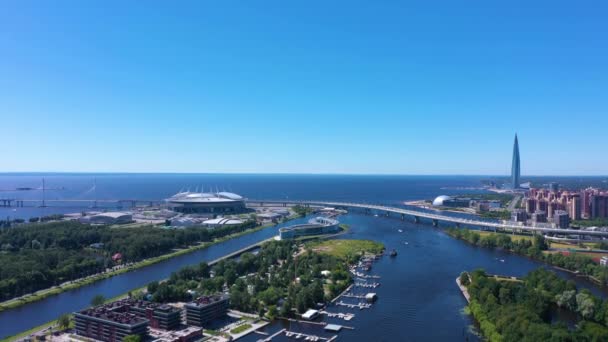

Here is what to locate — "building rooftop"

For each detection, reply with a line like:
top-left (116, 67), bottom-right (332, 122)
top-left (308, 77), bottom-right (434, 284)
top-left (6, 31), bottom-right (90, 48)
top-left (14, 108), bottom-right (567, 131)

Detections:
top-left (203, 218), bottom-right (244, 225)
top-left (166, 191), bottom-right (244, 204)
top-left (76, 298), bottom-right (180, 326)
top-left (186, 294), bottom-right (229, 308)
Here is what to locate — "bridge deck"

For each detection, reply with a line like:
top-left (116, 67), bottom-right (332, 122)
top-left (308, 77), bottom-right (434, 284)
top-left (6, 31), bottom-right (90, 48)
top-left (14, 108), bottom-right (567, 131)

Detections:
top-left (247, 200), bottom-right (608, 238)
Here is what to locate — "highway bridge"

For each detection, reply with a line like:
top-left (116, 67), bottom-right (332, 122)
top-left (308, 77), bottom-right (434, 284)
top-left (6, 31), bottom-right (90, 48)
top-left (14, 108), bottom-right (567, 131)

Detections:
top-left (247, 199), bottom-right (608, 238)
top-left (3, 196), bottom-right (607, 238)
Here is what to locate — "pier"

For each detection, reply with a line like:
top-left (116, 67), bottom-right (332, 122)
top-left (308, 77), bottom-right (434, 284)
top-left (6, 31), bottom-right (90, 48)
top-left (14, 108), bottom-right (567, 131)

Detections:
top-left (335, 301), bottom-right (372, 310)
top-left (354, 282), bottom-right (380, 289)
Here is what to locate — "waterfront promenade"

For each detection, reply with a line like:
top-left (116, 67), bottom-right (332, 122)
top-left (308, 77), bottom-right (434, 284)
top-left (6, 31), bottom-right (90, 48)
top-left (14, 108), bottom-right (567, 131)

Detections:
top-left (248, 200), bottom-right (608, 238)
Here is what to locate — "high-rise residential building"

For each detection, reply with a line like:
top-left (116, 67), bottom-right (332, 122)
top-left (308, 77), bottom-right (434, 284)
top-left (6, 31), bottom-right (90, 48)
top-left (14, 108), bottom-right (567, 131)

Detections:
top-left (538, 199), bottom-right (548, 213)
top-left (581, 188), bottom-right (596, 219)
top-left (548, 202), bottom-right (556, 219)
top-left (554, 210), bottom-right (570, 228)
top-left (511, 134), bottom-right (521, 189)
top-left (525, 198), bottom-right (537, 214)
top-left (568, 195), bottom-right (582, 221)
top-left (532, 210), bottom-right (547, 223)
top-left (591, 195), bottom-right (608, 219)
top-left (511, 209), bottom-right (527, 222)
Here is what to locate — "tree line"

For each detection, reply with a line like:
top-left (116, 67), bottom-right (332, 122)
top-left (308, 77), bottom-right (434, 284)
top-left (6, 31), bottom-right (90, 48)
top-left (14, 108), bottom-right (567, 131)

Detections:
top-left (147, 240), bottom-right (355, 318)
top-left (0, 219), bottom-right (256, 301)
top-left (446, 228), bottom-right (608, 285)
top-left (465, 268), bottom-right (608, 341)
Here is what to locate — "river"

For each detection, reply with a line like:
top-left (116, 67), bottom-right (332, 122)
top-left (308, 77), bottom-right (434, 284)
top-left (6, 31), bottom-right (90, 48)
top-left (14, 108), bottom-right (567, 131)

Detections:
top-left (1, 174), bottom-right (607, 340)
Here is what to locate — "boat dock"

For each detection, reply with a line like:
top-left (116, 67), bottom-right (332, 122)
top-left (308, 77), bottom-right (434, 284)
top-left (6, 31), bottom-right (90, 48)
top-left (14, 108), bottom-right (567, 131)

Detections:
top-left (336, 301), bottom-right (372, 310)
top-left (354, 282), bottom-right (380, 288)
top-left (340, 293), bottom-right (367, 299)
top-left (319, 310), bottom-right (355, 321)
top-left (283, 330), bottom-right (334, 341)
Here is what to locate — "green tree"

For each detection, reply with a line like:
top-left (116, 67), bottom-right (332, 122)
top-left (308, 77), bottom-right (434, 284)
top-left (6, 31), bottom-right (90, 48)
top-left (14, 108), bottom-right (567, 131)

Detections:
top-left (57, 314), bottom-right (71, 330)
top-left (576, 292), bottom-right (596, 319)
top-left (123, 335), bottom-right (141, 342)
top-left (267, 305), bottom-right (278, 320)
top-left (556, 290), bottom-right (576, 311)
top-left (90, 294), bottom-right (106, 306)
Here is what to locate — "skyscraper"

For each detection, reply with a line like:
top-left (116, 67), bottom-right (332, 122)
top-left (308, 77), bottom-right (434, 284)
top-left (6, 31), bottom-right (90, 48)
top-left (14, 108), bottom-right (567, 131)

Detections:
top-left (511, 134), bottom-right (521, 189)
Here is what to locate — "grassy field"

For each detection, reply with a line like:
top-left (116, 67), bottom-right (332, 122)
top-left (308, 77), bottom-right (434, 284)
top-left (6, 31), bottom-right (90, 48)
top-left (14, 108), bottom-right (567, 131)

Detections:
top-left (230, 323), bottom-right (253, 335)
top-left (309, 239), bottom-right (384, 260)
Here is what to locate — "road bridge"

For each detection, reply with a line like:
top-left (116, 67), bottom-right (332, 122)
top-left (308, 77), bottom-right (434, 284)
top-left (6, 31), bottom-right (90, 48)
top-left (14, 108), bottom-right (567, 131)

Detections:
top-left (246, 199), bottom-right (608, 238)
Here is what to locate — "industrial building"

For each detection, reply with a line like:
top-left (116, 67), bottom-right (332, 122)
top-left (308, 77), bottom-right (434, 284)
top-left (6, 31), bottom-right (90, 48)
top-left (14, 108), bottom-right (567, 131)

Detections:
top-left (79, 212), bottom-right (133, 225)
top-left (166, 191), bottom-right (246, 214)
top-left (185, 294), bottom-right (230, 327)
top-left (279, 217), bottom-right (340, 240)
top-left (74, 299), bottom-right (181, 341)
top-left (202, 217), bottom-right (244, 228)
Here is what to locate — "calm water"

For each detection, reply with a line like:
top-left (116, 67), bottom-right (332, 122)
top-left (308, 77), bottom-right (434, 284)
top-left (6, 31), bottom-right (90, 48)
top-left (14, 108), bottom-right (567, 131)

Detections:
top-left (1, 174), bottom-right (607, 340)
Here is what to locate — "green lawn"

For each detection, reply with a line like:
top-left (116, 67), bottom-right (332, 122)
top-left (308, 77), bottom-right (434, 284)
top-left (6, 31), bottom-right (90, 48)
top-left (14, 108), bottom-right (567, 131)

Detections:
top-left (230, 324), bottom-right (252, 335)
top-left (309, 239), bottom-right (384, 260)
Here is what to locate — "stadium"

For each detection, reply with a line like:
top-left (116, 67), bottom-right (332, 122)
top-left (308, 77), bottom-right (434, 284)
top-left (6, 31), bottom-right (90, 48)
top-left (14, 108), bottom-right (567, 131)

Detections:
top-left (165, 191), bottom-right (246, 214)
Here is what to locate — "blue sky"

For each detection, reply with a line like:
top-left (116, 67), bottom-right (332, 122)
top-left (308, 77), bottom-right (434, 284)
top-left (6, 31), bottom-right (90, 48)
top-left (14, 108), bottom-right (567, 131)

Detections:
top-left (1, 1), bottom-right (607, 175)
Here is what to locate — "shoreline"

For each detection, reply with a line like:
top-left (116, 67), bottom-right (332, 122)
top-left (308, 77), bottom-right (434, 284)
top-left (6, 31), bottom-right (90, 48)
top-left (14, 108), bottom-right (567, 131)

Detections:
top-left (444, 229), bottom-right (608, 288)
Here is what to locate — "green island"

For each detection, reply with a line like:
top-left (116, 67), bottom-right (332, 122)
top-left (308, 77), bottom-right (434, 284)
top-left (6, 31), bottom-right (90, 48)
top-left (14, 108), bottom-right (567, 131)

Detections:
top-left (146, 239), bottom-right (384, 317)
top-left (461, 268), bottom-right (608, 341)
top-left (0, 218), bottom-right (284, 312)
top-left (446, 228), bottom-right (608, 285)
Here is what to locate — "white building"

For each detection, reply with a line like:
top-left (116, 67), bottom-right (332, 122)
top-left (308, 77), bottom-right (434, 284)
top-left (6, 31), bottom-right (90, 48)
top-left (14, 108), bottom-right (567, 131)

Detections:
top-left (80, 212), bottom-right (133, 225)
top-left (202, 217), bottom-right (244, 228)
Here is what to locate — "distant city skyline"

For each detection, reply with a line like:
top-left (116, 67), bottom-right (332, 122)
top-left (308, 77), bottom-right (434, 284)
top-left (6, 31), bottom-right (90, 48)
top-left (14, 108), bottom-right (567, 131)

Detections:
top-left (2, 1), bottom-right (608, 175)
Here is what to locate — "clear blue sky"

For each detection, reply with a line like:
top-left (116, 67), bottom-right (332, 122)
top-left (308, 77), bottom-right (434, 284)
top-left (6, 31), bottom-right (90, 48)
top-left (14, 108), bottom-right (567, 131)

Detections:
top-left (1, 1), bottom-right (607, 175)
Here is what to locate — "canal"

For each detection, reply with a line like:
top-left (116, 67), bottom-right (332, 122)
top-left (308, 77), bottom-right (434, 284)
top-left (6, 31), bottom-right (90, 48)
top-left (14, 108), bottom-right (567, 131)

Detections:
top-left (0, 216), bottom-right (312, 339)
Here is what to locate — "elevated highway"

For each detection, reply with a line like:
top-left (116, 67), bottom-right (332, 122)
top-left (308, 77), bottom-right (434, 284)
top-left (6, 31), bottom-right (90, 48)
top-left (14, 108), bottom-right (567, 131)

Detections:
top-left (247, 199), bottom-right (608, 238)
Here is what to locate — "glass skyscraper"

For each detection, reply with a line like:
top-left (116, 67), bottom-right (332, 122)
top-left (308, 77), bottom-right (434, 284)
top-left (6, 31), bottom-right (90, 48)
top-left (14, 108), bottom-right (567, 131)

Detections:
top-left (511, 134), bottom-right (520, 189)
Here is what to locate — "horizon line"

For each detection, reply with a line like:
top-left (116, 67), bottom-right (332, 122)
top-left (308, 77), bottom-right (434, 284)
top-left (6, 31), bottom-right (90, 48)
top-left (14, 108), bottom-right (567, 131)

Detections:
top-left (1, 171), bottom-right (607, 177)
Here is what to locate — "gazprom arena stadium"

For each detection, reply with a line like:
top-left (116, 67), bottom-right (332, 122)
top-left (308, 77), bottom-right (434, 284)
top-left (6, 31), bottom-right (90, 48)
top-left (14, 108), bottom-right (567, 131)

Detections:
top-left (166, 191), bottom-right (246, 214)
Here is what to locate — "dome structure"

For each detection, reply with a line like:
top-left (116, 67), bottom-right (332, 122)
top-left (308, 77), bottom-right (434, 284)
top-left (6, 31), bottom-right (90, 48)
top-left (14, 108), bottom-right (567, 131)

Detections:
top-left (432, 195), bottom-right (452, 206)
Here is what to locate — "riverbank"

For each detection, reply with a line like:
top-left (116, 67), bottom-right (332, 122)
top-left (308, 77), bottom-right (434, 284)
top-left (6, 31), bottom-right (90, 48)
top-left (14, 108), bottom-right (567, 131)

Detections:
top-left (0, 219), bottom-right (290, 314)
top-left (3, 236), bottom-right (279, 342)
top-left (460, 269), bottom-right (608, 341)
top-left (445, 228), bottom-right (608, 287)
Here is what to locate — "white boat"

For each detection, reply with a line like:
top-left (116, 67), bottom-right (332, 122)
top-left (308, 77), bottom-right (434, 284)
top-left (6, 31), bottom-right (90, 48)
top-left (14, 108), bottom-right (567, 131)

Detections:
top-left (398, 229), bottom-right (403, 232)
